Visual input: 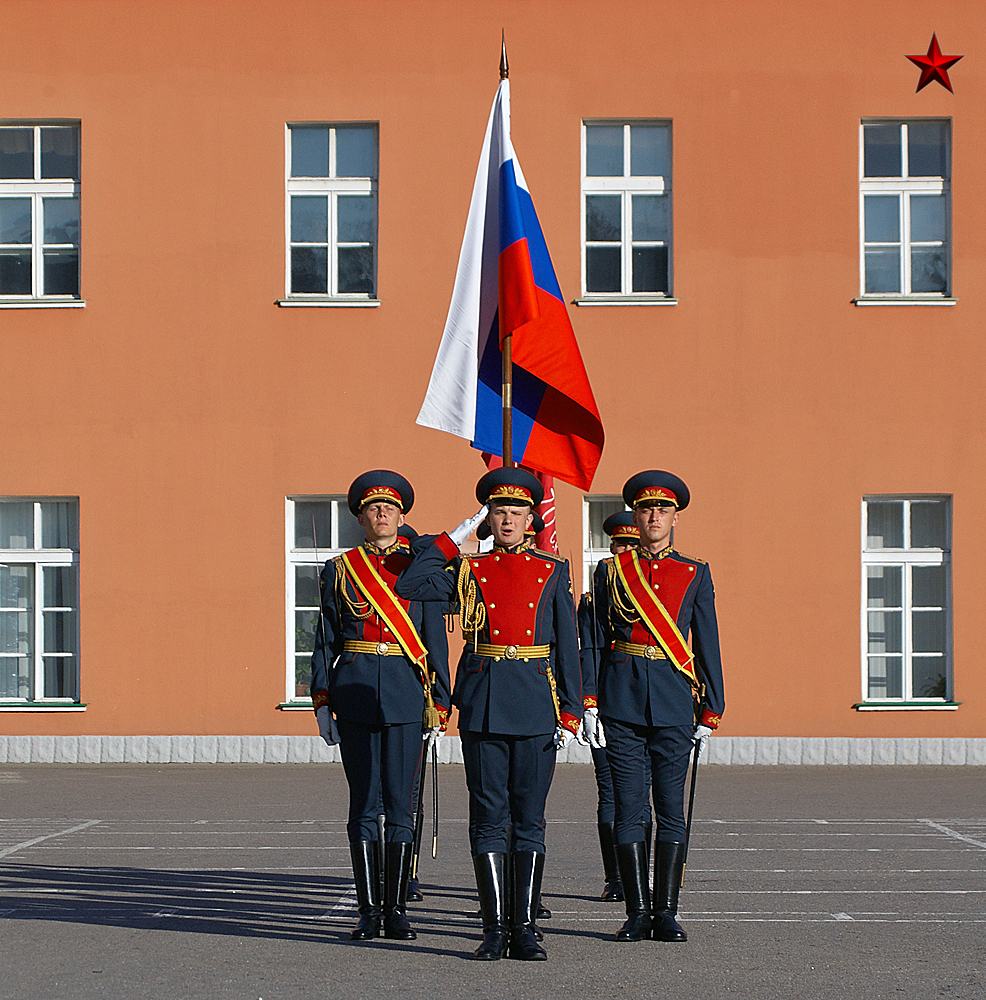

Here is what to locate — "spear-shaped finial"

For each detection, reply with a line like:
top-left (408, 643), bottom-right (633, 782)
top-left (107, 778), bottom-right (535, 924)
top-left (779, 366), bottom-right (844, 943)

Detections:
top-left (499, 31), bottom-right (509, 80)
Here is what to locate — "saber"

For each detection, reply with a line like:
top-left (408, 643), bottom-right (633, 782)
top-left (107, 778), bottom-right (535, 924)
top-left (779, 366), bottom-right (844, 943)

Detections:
top-left (431, 732), bottom-right (439, 859)
top-left (411, 736), bottom-right (429, 879)
top-left (681, 737), bottom-right (701, 886)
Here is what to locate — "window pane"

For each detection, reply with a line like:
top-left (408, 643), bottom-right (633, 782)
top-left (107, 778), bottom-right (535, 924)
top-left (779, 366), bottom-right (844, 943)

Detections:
top-left (863, 123), bottom-right (901, 177)
top-left (910, 501), bottom-right (947, 549)
top-left (864, 247), bottom-right (900, 293)
top-left (586, 246), bottom-right (621, 293)
top-left (44, 656), bottom-right (76, 698)
top-left (295, 565), bottom-right (320, 608)
top-left (337, 195), bottom-right (375, 243)
top-left (291, 127), bottom-right (329, 177)
top-left (912, 610), bottom-right (944, 654)
top-left (0, 128), bottom-right (34, 179)
top-left (0, 564), bottom-right (33, 610)
top-left (588, 499), bottom-right (624, 549)
top-left (910, 195), bottom-right (945, 243)
top-left (43, 251), bottom-right (79, 297)
top-left (632, 246), bottom-right (669, 293)
top-left (868, 609), bottom-right (901, 653)
top-left (0, 251), bottom-right (32, 295)
top-left (291, 196), bottom-right (327, 243)
top-left (43, 198), bottom-right (80, 245)
top-left (295, 609), bottom-right (317, 654)
top-left (867, 501), bottom-right (903, 548)
top-left (910, 248), bottom-right (947, 294)
top-left (294, 500), bottom-right (333, 549)
top-left (632, 194), bottom-right (668, 242)
top-left (40, 126), bottom-right (79, 180)
top-left (41, 502), bottom-right (78, 549)
top-left (912, 658), bottom-right (946, 698)
top-left (585, 124), bottom-right (623, 176)
top-left (866, 565), bottom-right (901, 608)
top-left (0, 198), bottom-right (32, 243)
top-left (337, 245), bottom-right (374, 294)
top-left (912, 565), bottom-right (945, 607)
top-left (337, 511), bottom-right (364, 549)
top-left (868, 656), bottom-right (903, 698)
top-left (43, 609), bottom-right (77, 653)
top-left (0, 610), bottom-right (32, 654)
top-left (630, 123), bottom-right (669, 177)
top-left (335, 126), bottom-right (376, 178)
top-left (586, 195), bottom-right (621, 241)
top-left (0, 504), bottom-right (34, 549)
top-left (291, 247), bottom-right (327, 294)
top-left (44, 566), bottom-right (78, 608)
top-left (295, 655), bottom-right (311, 698)
top-left (0, 654), bottom-right (31, 698)
top-left (907, 121), bottom-right (947, 178)
top-left (864, 195), bottom-right (899, 242)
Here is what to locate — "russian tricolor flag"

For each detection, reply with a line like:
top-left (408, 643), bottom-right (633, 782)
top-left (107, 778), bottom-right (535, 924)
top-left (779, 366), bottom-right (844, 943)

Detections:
top-left (417, 79), bottom-right (604, 491)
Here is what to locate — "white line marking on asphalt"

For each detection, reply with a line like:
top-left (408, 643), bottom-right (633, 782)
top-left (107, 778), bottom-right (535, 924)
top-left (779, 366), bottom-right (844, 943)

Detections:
top-left (320, 888), bottom-right (356, 918)
top-left (832, 912), bottom-right (854, 921)
top-left (920, 820), bottom-right (986, 851)
top-left (0, 820), bottom-right (101, 860)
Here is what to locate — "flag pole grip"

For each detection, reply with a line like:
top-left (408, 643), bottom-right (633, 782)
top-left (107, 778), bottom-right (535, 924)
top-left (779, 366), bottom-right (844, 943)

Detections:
top-left (502, 330), bottom-right (513, 467)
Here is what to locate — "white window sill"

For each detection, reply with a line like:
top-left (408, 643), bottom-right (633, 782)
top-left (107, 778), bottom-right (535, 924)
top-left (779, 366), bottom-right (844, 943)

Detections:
top-left (0, 299), bottom-right (85, 309)
top-left (853, 701), bottom-right (959, 711)
top-left (0, 702), bottom-right (86, 712)
top-left (277, 298), bottom-right (380, 308)
top-left (574, 296), bottom-right (677, 307)
top-left (853, 297), bottom-right (956, 307)
top-left (277, 701), bottom-right (314, 711)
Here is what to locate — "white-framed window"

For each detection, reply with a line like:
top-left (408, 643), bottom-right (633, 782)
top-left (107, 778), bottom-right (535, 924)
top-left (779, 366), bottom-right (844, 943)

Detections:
top-left (0, 499), bottom-right (80, 705)
top-left (582, 495), bottom-right (626, 592)
top-left (861, 496), bottom-right (952, 706)
top-left (283, 123), bottom-right (378, 304)
top-left (858, 120), bottom-right (951, 302)
top-left (580, 121), bottom-right (672, 302)
top-left (0, 123), bottom-right (81, 303)
top-left (284, 496), bottom-right (363, 705)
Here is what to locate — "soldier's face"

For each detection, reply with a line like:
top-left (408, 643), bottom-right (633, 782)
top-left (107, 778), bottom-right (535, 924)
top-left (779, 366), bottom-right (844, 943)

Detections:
top-left (358, 502), bottom-right (404, 545)
top-left (633, 503), bottom-right (678, 548)
top-left (487, 503), bottom-right (533, 547)
top-left (610, 540), bottom-right (634, 554)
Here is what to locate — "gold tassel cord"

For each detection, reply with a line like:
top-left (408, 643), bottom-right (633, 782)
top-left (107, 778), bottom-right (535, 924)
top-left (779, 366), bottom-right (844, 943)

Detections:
top-left (456, 558), bottom-right (486, 636)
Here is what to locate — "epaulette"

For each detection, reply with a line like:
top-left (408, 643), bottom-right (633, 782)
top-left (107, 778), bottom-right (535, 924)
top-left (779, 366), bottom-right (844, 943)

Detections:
top-left (675, 550), bottom-right (707, 565)
top-left (532, 548), bottom-right (567, 562)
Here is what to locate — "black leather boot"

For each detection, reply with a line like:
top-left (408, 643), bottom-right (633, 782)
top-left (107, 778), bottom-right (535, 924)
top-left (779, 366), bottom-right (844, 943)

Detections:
top-left (407, 877), bottom-right (424, 902)
top-left (598, 822), bottom-right (623, 902)
top-left (614, 841), bottom-right (650, 941)
top-left (349, 841), bottom-right (382, 940)
top-left (472, 852), bottom-right (509, 960)
top-left (382, 841), bottom-right (417, 940)
top-left (508, 851), bottom-right (548, 960)
top-left (651, 841), bottom-right (687, 942)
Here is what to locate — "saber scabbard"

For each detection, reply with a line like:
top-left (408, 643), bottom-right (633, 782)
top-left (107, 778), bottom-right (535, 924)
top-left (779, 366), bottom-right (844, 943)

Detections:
top-left (431, 734), bottom-right (439, 859)
top-left (411, 737), bottom-right (429, 879)
top-left (682, 738), bottom-right (701, 886)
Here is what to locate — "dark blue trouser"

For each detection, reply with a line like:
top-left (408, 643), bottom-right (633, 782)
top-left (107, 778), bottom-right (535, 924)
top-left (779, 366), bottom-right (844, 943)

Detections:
top-left (603, 718), bottom-right (692, 845)
top-left (337, 718), bottom-right (421, 843)
top-left (592, 744), bottom-right (653, 826)
top-left (461, 731), bottom-right (556, 854)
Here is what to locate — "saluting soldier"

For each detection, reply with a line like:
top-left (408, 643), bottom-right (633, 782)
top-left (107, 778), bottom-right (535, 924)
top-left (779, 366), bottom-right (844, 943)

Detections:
top-left (396, 468), bottom-right (582, 962)
top-left (595, 471), bottom-right (724, 944)
top-left (577, 511), bottom-right (652, 903)
top-left (310, 471), bottom-right (451, 942)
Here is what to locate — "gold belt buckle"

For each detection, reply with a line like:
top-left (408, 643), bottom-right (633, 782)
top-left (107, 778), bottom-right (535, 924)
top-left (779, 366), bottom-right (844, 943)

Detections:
top-left (645, 645), bottom-right (659, 659)
top-left (504, 645), bottom-right (518, 659)
top-left (376, 642), bottom-right (390, 655)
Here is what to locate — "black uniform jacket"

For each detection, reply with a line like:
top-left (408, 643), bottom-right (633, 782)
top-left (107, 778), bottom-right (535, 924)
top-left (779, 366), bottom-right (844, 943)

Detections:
top-left (597, 546), bottom-right (725, 730)
top-left (396, 532), bottom-right (582, 737)
top-left (310, 540), bottom-right (451, 727)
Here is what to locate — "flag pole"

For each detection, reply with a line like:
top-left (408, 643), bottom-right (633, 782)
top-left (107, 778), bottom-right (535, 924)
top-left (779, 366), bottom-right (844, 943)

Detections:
top-left (499, 33), bottom-right (514, 468)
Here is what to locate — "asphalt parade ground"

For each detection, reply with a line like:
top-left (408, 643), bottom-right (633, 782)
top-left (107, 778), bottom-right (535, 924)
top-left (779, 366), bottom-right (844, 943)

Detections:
top-left (0, 763), bottom-right (983, 1000)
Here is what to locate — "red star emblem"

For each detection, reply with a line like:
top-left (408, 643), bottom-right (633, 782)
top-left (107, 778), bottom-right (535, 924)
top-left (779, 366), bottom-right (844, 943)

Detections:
top-left (906, 34), bottom-right (963, 93)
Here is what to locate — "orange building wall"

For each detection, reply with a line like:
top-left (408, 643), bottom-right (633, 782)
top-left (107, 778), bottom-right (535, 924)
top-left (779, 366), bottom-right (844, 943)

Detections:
top-left (1, 0), bottom-right (983, 738)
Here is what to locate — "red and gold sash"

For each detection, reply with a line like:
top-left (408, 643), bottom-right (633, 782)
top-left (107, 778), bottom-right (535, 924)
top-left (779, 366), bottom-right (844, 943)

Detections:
top-left (340, 546), bottom-right (429, 668)
top-left (614, 549), bottom-right (698, 689)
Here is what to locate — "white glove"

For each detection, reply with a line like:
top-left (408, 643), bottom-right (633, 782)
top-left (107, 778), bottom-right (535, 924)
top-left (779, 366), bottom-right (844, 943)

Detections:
top-left (449, 506), bottom-right (489, 545)
top-left (422, 726), bottom-right (443, 744)
top-left (553, 726), bottom-right (576, 751)
top-left (693, 724), bottom-right (713, 755)
top-left (316, 705), bottom-right (340, 746)
top-left (578, 707), bottom-right (606, 749)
